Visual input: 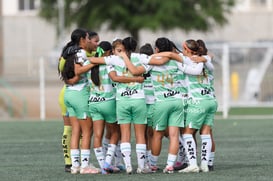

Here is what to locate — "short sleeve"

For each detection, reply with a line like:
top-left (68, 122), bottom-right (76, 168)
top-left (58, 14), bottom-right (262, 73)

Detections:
top-left (76, 49), bottom-right (87, 64)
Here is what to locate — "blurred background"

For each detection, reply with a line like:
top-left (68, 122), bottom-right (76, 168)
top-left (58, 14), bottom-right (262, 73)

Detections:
top-left (0, 0), bottom-right (272, 120)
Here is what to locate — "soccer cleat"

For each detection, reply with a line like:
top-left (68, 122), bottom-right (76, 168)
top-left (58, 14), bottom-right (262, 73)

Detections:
top-left (136, 167), bottom-right (153, 174)
top-left (116, 164), bottom-right (126, 171)
top-left (70, 166), bottom-right (80, 174)
top-left (178, 165), bottom-right (199, 173)
top-left (65, 164), bottom-right (72, 173)
top-left (173, 162), bottom-right (188, 171)
top-left (150, 165), bottom-right (159, 173)
top-left (89, 163), bottom-right (99, 169)
top-left (112, 166), bottom-right (121, 173)
top-left (101, 169), bottom-right (108, 175)
top-left (80, 165), bottom-right (100, 174)
top-left (200, 164), bottom-right (209, 172)
top-left (126, 166), bottom-right (133, 174)
top-left (103, 162), bottom-right (120, 173)
top-left (208, 165), bottom-right (214, 171)
top-left (163, 165), bottom-right (174, 174)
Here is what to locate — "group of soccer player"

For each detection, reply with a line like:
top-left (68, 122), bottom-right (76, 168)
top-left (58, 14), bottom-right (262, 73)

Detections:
top-left (58, 28), bottom-right (217, 175)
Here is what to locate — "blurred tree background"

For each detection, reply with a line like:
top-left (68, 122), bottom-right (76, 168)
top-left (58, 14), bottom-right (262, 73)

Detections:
top-left (39, 0), bottom-right (234, 41)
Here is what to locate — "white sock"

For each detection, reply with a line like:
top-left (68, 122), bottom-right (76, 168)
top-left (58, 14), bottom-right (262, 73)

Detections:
top-left (150, 154), bottom-right (159, 166)
top-left (94, 147), bottom-right (105, 169)
top-left (145, 150), bottom-right (151, 165)
top-left (114, 141), bottom-right (123, 166)
top-left (183, 134), bottom-right (197, 166)
top-left (166, 153), bottom-right (177, 167)
top-left (105, 144), bottom-right (116, 165)
top-left (177, 134), bottom-right (187, 164)
top-left (102, 138), bottom-right (110, 156)
top-left (120, 142), bottom-right (131, 168)
top-left (136, 144), bottom-right (146, 169)
top-left (200, 134), bottom-right (212, 166)
top-left (208, 152), bottom-right (215, 166)
top-left (71, 149), bottom-right (80, 167)
top-left (81, 149), bottom-right (90, 168)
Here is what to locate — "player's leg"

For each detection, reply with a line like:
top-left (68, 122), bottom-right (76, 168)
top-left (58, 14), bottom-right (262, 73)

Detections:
top-left (69, 116), bottom-right (81, 174)
top-left (134, 123), bottom-right (149, 173)
top-left (92, 119), bottom-right (105, 172)
top-left (208, 129), bottom-right (215, 171)
top-left (119, 123), bottom-right (132, 174)
top-left (59, 86), bottom-right (72, 172)
top-left (199, 124), bottom-right (212, 172)
top-left (179, 127), bottom-right (199, 173)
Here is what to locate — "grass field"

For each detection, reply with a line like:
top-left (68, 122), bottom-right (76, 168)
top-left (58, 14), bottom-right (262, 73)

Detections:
top-left (0, 118), bottom-right (272, 181)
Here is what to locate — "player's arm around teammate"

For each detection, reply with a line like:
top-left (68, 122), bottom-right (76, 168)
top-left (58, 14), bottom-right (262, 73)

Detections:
top-left (61, 28), bottom-right (99, 174)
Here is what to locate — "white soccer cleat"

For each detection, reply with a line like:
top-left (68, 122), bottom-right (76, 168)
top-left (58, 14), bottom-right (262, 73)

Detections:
top-left (163, 165), bottom-right (174, 174)
top-left (200, 163), bottom-right (209, 172)
top-left (136, 167), bottom-right (153, 174)
top-left (126, 166), bottom-right (133, 174)
top-left (178, 165), bottom-right (199, 173)
top-left (70, 166), bottom-right (80, 174)
top-left (80, 165), bottom-right (100, 174)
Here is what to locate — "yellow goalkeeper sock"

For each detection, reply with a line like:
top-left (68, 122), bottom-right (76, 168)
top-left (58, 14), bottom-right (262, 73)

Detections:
top-left (62, 125), bottom-right (72, 165)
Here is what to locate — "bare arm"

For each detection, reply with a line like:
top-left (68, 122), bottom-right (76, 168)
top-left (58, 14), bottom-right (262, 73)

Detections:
top-left (65, 75), bottom-right (80, 85)
top-left (118, 52), bottom-right (146, 76)
top-left (88, 57), bottom-right (106, 64)
top-left (74, 63), bottom-right (96, 75)
top-left (148, 56), bottom-right (171, 65)
top-left (108, 71), bottom-right (144, 83)
top-left (151, 52), bottom-right (183, 64)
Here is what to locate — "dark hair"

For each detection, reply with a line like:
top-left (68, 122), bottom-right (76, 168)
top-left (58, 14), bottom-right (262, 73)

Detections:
top-left (196, 39), bottom-right (208, 55)
top-left (97, 41), bottom-right (112, 53)
top-left (155, 37), bottom-right (173, 52)
top-left (61, 28), bottom-right (87, 57)
top-left (122, 37), bottom-right (137, 54)
top-left (193, 39), bottom-right (208, 77)
top-left (87, 31), bottom-right (98, 40)
top-left (91, 41), bottom-right (112, 86)
top-left (58, 28), bottom-right (86, 77)
top-left (61, 54), bottom-right (77, 83)
top-left (170, 41), bottom-right (182, 53)
top-left (184, 39), bottom-right (200, 55)
top-left (139, 43), bottom-right (153, 79)
top-left (140, 43), bottom-right (153, 56)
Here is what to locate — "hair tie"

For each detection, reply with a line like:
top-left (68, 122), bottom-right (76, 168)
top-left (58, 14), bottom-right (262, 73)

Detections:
top-left (96, 47), bottom-right (105, 57)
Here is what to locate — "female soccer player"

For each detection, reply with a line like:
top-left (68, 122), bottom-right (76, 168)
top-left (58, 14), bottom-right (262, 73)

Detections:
top-left (87, 41), bottom-right (121, 174)
top-left (139, 43), bottom-right (154, 169)
top-left (178, 39), bottom-right (217, 173)
top-left (88, 37), bottom-right (150, 174)
top-left (60, 28), bottom-right (99, 174)
top-left (122, 37), bottom-right (207, 174)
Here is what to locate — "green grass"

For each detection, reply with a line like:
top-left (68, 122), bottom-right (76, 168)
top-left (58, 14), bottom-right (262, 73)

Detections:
top-left (0, 119), bottom-right (272, 181)
top-left (229, 107), bottom-right (273, 115)
top-left (215, 107), bottom-right (273, 116)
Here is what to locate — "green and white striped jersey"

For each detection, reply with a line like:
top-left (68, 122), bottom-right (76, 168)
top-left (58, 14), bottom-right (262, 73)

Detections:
top-left (205, 60), bottom-right (215, 98)
top-left (104, 53), bottom-right (150, 101)
top-left (147, 59), bottom-right (185, 102)
top-left (143, 74), bottom-right (155, 104)
top-left (183, 57), bottom-right (215, 100)
top-left (87, 64), bottom-right (116, 102)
